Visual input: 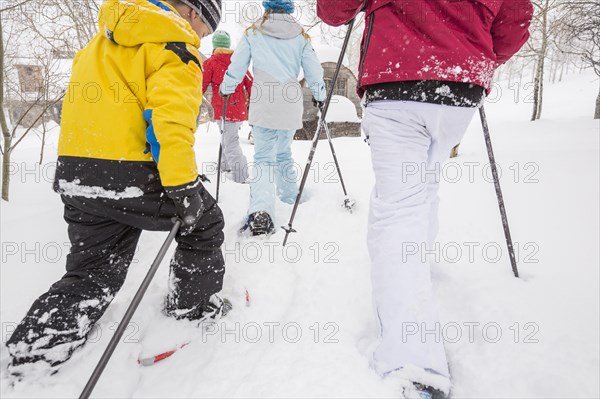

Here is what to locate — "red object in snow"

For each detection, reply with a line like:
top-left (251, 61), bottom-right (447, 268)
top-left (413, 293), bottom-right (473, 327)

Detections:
top-left (138, 289), bottom-right (251, 366)
top-left (316, 0), bottom-right (533, 96)
top-left (138, 342), bottom-right (190, 367)
top-left (203, 49), bottom-right (253, 122)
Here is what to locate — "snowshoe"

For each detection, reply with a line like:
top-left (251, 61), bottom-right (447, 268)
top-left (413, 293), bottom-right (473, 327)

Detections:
top-left (239, 211), bottom-right (275, 237)
top-left (163, 293), bottom-right (231, 323)
top-left (410, 383), bottom-right (447, 399)
top-left (199, 295), bottom-right (232, 322)
top-left (386, 366), bottom-right (450, 399)
top-left (139, 295), bottom-right (233, 366)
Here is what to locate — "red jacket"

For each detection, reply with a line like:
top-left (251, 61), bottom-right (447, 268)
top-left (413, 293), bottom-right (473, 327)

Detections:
top-left (202, 49), bottom-right (253, 122)
top-left (317, 0), bottom-right (533, 97)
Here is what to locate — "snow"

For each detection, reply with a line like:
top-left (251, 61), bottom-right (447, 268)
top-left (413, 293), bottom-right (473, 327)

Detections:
top-left (57, 179), bottom-right (144, 199)
top-left (38, 309), bottom-right (58, 325)
top-left (417, 56), bottom-right (496, 88)
top-left (325, 95), bottom-right (360, 123)
top-left (1, 71), bottom-right (599, 398)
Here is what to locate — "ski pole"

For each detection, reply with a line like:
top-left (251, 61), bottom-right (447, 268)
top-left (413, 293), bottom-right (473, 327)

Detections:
top-left (79, 219), bottom-right (182, 399)
top-left (320, 117), bottom-right (355, 211)
top-left (282, 17), bottom-right (356, 246)
top-left (479, 106), bottom-right (519, 278)
top-left (216, 99), bottom-right (228, 203)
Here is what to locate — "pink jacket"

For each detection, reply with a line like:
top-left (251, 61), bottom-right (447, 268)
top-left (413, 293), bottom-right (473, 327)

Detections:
top-left (317, 0), bottom-right (533, 96)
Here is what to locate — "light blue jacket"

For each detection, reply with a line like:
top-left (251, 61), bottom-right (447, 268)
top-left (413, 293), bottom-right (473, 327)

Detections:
top-left (220, 13), bottom-right (326, 130)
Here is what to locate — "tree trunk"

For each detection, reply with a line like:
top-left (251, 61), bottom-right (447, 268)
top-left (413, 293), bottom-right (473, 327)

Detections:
top-left (537, 56), bottom-right (545, 119)
top-left (559, 62), bottom-right (564, 82)
top-left (39, 118), bottom-right (46, 164)
top-left (0, 18), bottom-right (12, 201)
top-left (595, 84), bottom-right (600, 119)
top-left (1, 145), bottom-right (10, 201)
top-left (531, 1), bottom-right (549, 121)
top-left (531, 57), bottom-right (543, 121)
top-left (519, 65), bottom-right (524, 85)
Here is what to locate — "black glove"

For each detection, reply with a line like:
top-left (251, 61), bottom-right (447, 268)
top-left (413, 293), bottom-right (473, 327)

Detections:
top-left (173, 193), bottom-right (205, 235)
top-left (312, 98), bottom-right (324, 110)
top-left (199, 174), bottom-right (211, 183)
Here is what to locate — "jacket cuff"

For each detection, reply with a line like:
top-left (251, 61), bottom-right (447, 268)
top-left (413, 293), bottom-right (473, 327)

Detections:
top-left (164, 176), bottom-right (203, 198)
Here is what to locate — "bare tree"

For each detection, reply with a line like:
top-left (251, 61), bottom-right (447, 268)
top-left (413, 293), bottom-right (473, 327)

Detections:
top-left (16, 0), bottom-right (99, 56)
top-left (1, 0), bottom-right (98, 201)
top-left (1, 17), bottom-right (65, 200)
top-left (296, 0), bottom-right (364, 74)
top-left (522, 0), bottom-right (565, 121)
top-left (559, 0), bottom-right (600, 118)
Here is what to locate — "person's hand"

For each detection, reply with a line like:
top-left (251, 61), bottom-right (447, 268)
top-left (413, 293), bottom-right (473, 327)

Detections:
top-left (219, 89), bottom-right (230, 99)
top-left (312, 98), bottom-right (324, 110)
top-left (173, 193), bottom-right (205, 235)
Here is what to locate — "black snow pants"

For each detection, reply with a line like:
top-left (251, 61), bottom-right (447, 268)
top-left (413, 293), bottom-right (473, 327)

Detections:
top-left (6, 183), bottom-right (225, 369)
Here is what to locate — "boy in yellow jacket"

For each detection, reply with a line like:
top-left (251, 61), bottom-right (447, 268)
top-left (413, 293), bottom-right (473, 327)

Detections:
top-left (6, 0), bottom-right (224, 378)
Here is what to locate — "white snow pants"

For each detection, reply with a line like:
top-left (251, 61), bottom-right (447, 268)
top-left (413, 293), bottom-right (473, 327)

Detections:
top-left (363, 100), bottom-right (476, 380)
top-left (220, 121), bottom-right (249, 183)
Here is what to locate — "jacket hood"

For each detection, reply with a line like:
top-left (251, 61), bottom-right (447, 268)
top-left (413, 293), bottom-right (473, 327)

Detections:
top-left (212, 51), bottom-right (233, 67)
top-left (98, 0), bottom-right (200, 48)
top-left (260, 13), bottom-right (303, 39)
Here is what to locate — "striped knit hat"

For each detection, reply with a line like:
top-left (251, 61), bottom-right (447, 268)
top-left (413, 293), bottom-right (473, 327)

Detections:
top-left (180, 0), bottom-right (222, 33)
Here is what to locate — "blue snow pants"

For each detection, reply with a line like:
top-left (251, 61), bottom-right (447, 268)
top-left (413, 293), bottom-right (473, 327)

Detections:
top-left (248, 127), bottom-right (298, 218)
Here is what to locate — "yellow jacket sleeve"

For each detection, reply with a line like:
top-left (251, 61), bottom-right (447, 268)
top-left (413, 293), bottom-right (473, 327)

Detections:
top-left (145, 42), bottom-right (203, 197)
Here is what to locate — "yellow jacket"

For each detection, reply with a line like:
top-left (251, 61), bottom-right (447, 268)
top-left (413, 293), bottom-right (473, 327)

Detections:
top-left (58, 0), bottom-right (203, 196)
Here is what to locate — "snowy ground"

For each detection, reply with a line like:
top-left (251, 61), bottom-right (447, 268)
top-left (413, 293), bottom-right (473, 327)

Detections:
top-left (1, 72), bottom-right (599, 398)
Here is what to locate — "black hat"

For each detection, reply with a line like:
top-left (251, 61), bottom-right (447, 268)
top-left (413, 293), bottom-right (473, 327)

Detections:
top-left (181, 0), bottom-right (222, 33)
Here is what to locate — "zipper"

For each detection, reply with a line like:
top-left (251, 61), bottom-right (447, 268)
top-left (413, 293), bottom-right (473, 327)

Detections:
top-left (358, 12), bottom-right (375, 89)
